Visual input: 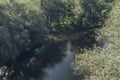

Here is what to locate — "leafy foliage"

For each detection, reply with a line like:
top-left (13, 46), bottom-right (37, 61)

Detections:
top-left (74, 0), bottom-right (120, 80)
top-left (40, 0), bottom-right (75, 33)
top-left (76, 0), bottom-right (112, 30)
top-left (0, 0), bottom-right (118, 80)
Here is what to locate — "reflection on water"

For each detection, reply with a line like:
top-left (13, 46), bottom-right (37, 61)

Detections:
top-left (0, 41), bottom-right (74, 80)
top-left (43, 41), bottom-right (74, 80)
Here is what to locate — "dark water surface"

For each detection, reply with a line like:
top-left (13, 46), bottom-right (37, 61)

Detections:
top-left (42, 41), bottom-right (74, 80)
top-left (0, 41), bottom-right (75, 80)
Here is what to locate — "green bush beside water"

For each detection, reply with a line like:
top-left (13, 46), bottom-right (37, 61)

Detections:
top-left (74, 0), bottom-right (120, 80)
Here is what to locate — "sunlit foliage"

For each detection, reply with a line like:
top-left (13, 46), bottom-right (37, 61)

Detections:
top-left (74, 1), bottom-right (120, 80)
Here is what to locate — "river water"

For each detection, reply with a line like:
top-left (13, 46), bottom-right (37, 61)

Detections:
top-left (0, 41), bottom-right (75, 80)
top-left (42, 41), bottom-right (74, 80)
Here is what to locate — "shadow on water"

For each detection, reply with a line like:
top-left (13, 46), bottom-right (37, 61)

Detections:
top-left (42, 41), bottom-right (75, 80)
top-left (73, 30), bottom-right (97, 52)
top-left (0, 41), bottom-right (66, 80)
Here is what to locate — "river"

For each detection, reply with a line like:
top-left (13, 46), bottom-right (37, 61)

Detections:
top-left (0, 41), bottom-right (75, 80)
top-left (42, 41), bottom-right (74, 80)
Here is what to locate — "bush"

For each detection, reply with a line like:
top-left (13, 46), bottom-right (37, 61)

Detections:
top-left (0, 0), bottom-right (48, 65)
top-left (75, 0), bottom-right (113, 30)
top-left (74, 0), bottom-right (120, 80)
top-left (41, 0), bottom-right (75, 33)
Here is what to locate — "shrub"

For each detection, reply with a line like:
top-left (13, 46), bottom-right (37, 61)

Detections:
top-left (74, 0), bottom-right (120, 80)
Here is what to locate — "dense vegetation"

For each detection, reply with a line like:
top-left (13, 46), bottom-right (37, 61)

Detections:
top-left (74, 0), bottom-right (120, 80)
top-left (0, 0), bottom-right (119, 80)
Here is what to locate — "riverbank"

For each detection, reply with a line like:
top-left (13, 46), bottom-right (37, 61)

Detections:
top-left (73, 1), bottom-right (120, 80)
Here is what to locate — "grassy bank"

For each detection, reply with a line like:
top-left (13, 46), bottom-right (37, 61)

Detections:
top-left (74, 0), bottom-right (120, 80)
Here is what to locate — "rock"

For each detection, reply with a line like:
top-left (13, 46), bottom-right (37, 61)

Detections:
top-left (97, 39), bottom-right (114, 49)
